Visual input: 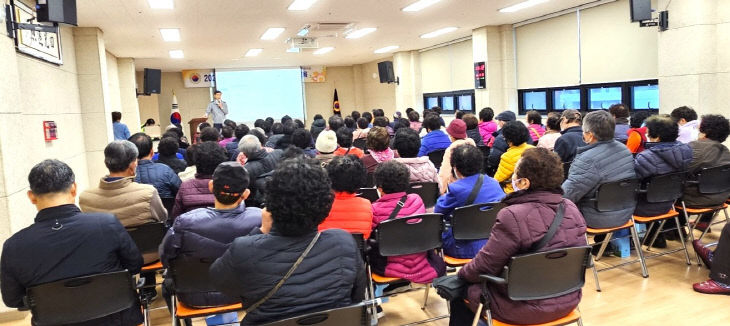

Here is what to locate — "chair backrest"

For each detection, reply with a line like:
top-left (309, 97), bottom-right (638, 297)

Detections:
top-left (26, 270), bottom-right (137, 326)
top-left (427, 149), bottom-right (446, 169)
top-left (126, 222), bottom-right (167, 256)
top-left (451, 202), bottom-right (506, 240)
top-left (505, 246), bottom-right (591, 301)
top-left (356, 188), bottom-right (380, 203)
top-left (477, 146), bottom-right (490, 173)
top-left (353, 139), bottom-right (367, 151)
top-left (406, 182), bottom-right (439, 208)
top-left (260, 303), bottom-right (368, 326)
top-left (168, 256), bottom-right (219, 294)
top-left (697, 164), bottom-right (730, 194)
top-left (592, 179), bottom-right (640, 212)
top-left (365, 173), bottom-right (376, 188)
top-left (643, 172), bottom-right (686, 203)
top-left (376, 213), bottom-right (443, 256)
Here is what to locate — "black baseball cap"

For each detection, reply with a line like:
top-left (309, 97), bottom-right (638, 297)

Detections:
top-left (212, 162), bottom-right (250, 196)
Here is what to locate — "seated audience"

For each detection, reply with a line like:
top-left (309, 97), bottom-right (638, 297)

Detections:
top-left (333, 127), bottom-right (365, 158)
top-left (210, 157), bottom-right (365, 325)
top-left (172, 142), bottom-right (228, 219)
top-left (450, 148), bottom-right (587, 325)
top-left (315, 130), bottom-right (338, 166)
top-left (370, 161), bottom-right (445, 284)
top-left (362, 127), bottom-right (399, 175)
top-left (274, 122), bottom-right (296, 149)
top-left (156, 137), bottom-right (187, 174)
top-left (160, 162), bottom-right (262, 309)
top-left (129, 133), bottom-right (181, 201)
top-left (218, 126), bottom-right (236, 147)
top-left (200, 126), bottom-right (220, 143)
top-left (393, 128), bottom-right (439, 184)
top-left (487, 111), bottom-right (534, 175)
top-left (537, 112), bottom-right (562, 150)
top-left (438, 119), bottom-right (476, 194)
top-left (265, 122), bottom-right (285, 148)
top-left (310, 114), bottom-right (326, 140)
top-left (418, 114), bottom-right (452, 157)
top-left (344, 116), bottom-right (357, 133)
top-left (554, 109), bottom-right (586, 164)
top-left (0, 160), bottom-right (144, 325)
top-left (462, 114), bottom-right (485, 147)
top-left (354, 117), bottom-right (371, 140)
top-left (225, 124), bottom-right (251, 159)
top-left (328, 115), bottom-right (345, 132)
top-left (291, 128), bottom-right (317, 157)
top-left (626, 111), bottom-right (651, 154)
top-left (671, 106), bottom-right (700, 143)
top-left (112, 111), bottom-right (131, 141)
top-left (493, 121), bottom-right (535, 193)
top-left (352, 110), bottom-right (361, 122)
top-left (436, 145), bottom-right (505, 258)
top-left (609, 104), bottom-right (631, 143)
top-left (562, 111), bottom-right (636, 228)
top-left (319, 155), bottom-right (373, 238)
top-left (526, 110), bottom-right (546, 142)
top-left (239, 135), bottom-right (283, 207)
top-left (408, 110), bottom-right (422, 132)
top-left (194, 122), bottom-right (211, 144)
top-left (693, 223), bottom-right (730, 295)
top-left (478, 107), bottom-right (498, 146)
top-left (363, 112), bottom-right (374, 128)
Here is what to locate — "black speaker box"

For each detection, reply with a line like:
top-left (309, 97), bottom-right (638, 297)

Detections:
top-left (377, 61), bottom-right (395, 84)
top-left (37, 0), bottom-right (77, 26)
top-left (144, 68), bottom-right (162, 95)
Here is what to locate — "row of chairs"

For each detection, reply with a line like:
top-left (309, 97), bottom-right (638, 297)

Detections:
top-left (357, 182), bottom-right (440, 208)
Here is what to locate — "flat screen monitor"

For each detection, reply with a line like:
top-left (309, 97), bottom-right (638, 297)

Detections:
top-left (523, 91), bottom-right (547, 111)
top-left (425, 97), bottom-right (438, 110)
top-left (632, 85), bottom-right (659, 109)
top-left (553, 89), bottom-right (580, 110)
top-left (458, 95), bottom-right (473, 111)
top-left (588, 87), bottom-right (622, 109)
top-left (441, 96), bottom-right (455, 111)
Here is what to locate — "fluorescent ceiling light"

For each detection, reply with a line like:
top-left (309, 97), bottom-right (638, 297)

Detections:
top-left (288, 0), bottom-right (318, 11)
top-left (374, 45), bottom-right (399, 54)
top-left (148, 0), bottom-right (174, 9)
top-left (499, 0), bottom-right (549, 13)
top-left (402, 0), bottom-right (441, 12)
top-left (159, 28), bottom-right (180, 42)
top-left (297, 28), bottom-right (309, 37)
top-left (345, 27), bottom-right (377, 39)
top-left (420, 27), bottom-right (457, 38)
top-left (245, 48), bottom-right (263, 57)
top-left (313, 47), bottom-right (334, 55)
top-left (169, 50), bottom-right (184, 59)
top-left (260, 27), bottom-right (286, 40)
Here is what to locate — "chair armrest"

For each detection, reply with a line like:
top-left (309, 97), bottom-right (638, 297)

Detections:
top-left (478, 274), bottom-right (507, 285)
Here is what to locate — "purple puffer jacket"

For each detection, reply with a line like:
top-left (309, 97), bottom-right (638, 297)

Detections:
top-left (458, 190), bottom-right (587, 324)
top-left (372, 192), bottom-right (437, 284)
top-left (171, 174), bottom-right (215, 220)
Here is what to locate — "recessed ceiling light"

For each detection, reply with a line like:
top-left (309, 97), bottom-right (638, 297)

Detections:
top-left (313, 47), bottom-right (334, 55)
top-left (260, 27), bottom-right (286, 40)
top-left (159, 28), bottom-right (180, 42)
top-left (169, 50), bottom-right (184, 59)
top-left (148, 0), bottom-right (174, 9)
top-left (245, 48), bottom-right (263, 57)
top-left (402, 0), bottom-right (441, 12)
top-left (374, 45), bottom-right (399, 54)
top-left (345, 27), bottom-right (377, 39)
top-left (420, 27), bottom-right (457, 38)
top-left (297, 26), bottom-right (310, 37)
top-left (499, 0), bottom-right (550, 13)
top-left (288, 0), bottom-right (318, 11)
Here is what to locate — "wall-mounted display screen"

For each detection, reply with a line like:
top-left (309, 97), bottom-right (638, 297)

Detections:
top-left (553, 89), bottom-right (581, 110)
top-left (632, 85), bottom-right (659, 109)
top-left (589, 87), bottom-right (622, 109)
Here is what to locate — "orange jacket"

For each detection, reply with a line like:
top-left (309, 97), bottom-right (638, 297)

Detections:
top-left (319, 192), bottom-right (373, 238)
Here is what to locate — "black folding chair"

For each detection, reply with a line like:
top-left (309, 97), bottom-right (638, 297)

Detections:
top-left (443, 202), bottom-right (506, 267)
top-left (678, 165), bottom-right (730, 259)
top-left (407, 182), bottom-right (440, 209)
top-left (473, 246), bottom-right (591, 326)
top-left (584, 179), bottom-right (647, 292)
top-left (25, 270), bottom-right (138, 326)
top-left (168, 257), bottom-right (242, 326)
top-left (633, 172), bottom-right (691, 265)
top-left (353, 139), bottom-right (368, 153)
top-left (126, 222), bottom-right (167, 325)
top-left (427, 149), bottom-right (446, 170)
top-left (356, 188), bottom-right (380, 203)
top-left (260, 302), bottom-right (372, 326)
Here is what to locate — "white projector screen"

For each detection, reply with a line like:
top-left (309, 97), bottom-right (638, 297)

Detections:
top-left (215, 68), bottom-right (305, 124)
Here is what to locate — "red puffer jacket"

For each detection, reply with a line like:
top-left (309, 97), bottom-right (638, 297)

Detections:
top-left (319, 192), bottom-right (374, 239)
top-left (458, 190), bottom-right (587, 324)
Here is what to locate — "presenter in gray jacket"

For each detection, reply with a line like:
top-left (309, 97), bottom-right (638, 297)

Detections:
top-left (205, 90), bottom-right (229, 131)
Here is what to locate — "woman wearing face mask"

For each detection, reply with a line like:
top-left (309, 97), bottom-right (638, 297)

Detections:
top-left (449, 147), bottom-right (587, 325)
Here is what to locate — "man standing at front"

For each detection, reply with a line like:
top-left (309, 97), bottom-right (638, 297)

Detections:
top-left (205, 90), bottom-right (229, 131)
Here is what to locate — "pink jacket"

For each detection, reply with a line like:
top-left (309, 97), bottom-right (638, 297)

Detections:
top-left (393, 157), bottom-right (439, 184)
top-left (372, 192), bottom-right (437, 283)
top-left (478, 121), bottom-right (498, 146)
top-left (527, 124), bottom-right (546, 143)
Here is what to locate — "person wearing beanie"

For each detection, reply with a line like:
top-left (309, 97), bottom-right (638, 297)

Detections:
top-left (315, 130), bottom-right (338, 167)
top-left (438, 119), bottom-right (476, 194)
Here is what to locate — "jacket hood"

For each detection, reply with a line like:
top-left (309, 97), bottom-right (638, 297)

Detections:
top-left (503, 190), bottom-right (564, 206)
top-left (644, 141), bottom-right (692, 170)
top-left (312, 119), bottom-right (326, 127)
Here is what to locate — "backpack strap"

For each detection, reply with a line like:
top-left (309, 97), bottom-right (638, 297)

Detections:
top-left (529, 201), bottom-right (565, 252)
top-left (388, 195), bottom-right (409, 220)
top-left (465, 175), bottom-right (484, 206)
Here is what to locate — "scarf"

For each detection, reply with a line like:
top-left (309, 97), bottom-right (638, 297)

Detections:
top-left (371, 147), bottom-right (395, 163)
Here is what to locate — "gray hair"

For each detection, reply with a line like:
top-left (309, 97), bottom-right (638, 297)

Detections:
top-left (238, 135), bottom-right (262, 157)
top-left (28, 159), bottom-right (75, 195)
top-left (582, 110), bottom-right (615, 141)
top-left (104, 140), bottom-right (139, 173)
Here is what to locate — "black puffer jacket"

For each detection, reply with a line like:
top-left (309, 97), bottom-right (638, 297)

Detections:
top-left (554, 126), bottom-right (587, 163)
top-left (210, 228), bottom-right (366, 325)
top-left (633, 141), bottom-right (692, 216)
top-left (243, 149), bottom-right (283, 206)
top-left (310, 119), bottom-right (327, 140)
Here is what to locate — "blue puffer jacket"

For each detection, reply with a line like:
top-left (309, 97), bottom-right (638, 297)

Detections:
top-left (210, 229), bottom-right (366, 325)
top-left (633, 141), bottom-right (692, 216)
top-left (160, 204), bottom-right (262, 307)
top-left (135, 160), bottom-right (181, 199)
top-left (225, 139), bottom-right (241, 159)
top-left (554, 126), bottom-right (586, 163)
top-left (418, 130), bottom-right (452, 157)
top-left (562, 140), bottom-right (637, 228)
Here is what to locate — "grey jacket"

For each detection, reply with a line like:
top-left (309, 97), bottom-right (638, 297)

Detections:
top-left (205, 100), bottom-right (229, 124)
top-left (562, 140), bottom-right (637, 228)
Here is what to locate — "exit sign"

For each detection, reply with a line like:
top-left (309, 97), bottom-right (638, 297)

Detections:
top-left (474, 62), bottom-right (486, 89)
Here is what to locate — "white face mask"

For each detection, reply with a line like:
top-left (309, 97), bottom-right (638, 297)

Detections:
top-left (512, 178), bottom-right (524, 191)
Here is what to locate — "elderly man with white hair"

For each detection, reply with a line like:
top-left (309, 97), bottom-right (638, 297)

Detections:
top-left (238, 135), bottom-right (284, 207)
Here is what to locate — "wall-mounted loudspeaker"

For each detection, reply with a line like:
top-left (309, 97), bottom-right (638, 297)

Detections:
top-left (377, 61), bottom-right (396, 84)
top-left (143, 68), bottom-right (162, 95)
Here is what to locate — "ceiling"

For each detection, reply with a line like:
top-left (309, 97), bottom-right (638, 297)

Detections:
top-left (76, 0), bottom-right (598, 71)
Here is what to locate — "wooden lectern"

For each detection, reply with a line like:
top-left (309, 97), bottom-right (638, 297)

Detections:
top-left (188, 117), bottom-right (208, 140)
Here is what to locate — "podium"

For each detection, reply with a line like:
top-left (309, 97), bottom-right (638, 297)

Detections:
top-left (188, 118), bottom-right (208, 140)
